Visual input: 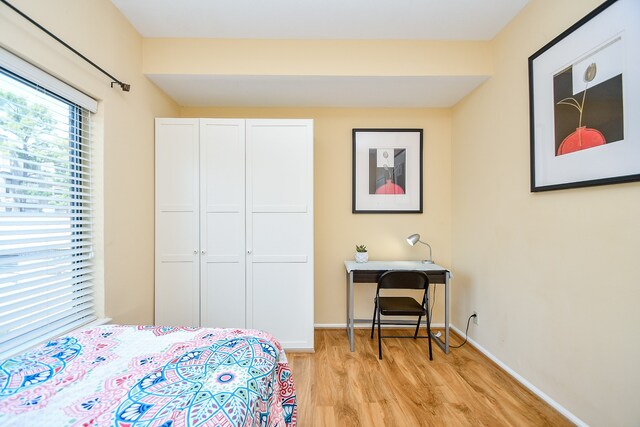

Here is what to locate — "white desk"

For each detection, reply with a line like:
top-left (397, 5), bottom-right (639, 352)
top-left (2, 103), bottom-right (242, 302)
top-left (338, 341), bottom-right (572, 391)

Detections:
top-left (344, 260), bottom-right (452, 353)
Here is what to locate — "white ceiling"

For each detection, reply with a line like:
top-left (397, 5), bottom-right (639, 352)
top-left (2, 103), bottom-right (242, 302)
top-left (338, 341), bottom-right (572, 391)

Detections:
top-left (147, 74), bottom-right (490, 108)
top-left (112, 0), bottom-right (530, 107)
top-left (111, 0), bottom-right (529, 40)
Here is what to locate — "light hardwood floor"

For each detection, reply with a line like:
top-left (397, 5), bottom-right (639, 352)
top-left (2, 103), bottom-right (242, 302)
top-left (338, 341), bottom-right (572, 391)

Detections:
top-left (287, 328), bottom-right (572, 426)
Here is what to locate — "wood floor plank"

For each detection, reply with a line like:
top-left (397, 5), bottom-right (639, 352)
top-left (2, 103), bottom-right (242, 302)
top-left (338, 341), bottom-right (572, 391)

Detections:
top-left (287, 329), bottom-right (572, 426)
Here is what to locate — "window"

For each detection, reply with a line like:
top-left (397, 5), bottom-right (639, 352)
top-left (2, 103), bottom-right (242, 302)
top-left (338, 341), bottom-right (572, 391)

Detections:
top-left (0, 49), bottom-right (97, 358)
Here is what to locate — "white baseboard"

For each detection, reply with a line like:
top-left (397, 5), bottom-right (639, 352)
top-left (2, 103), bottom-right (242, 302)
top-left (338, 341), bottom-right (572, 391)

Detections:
top-left (449, 325), bottom-right (587, 427)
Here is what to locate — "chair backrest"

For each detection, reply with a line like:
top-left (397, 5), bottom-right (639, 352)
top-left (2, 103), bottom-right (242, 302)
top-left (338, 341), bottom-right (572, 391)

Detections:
top-left (377, 270), bottom-right (429, 291)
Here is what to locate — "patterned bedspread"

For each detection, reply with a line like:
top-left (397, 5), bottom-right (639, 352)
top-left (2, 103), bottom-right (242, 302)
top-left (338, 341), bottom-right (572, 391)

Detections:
top-left (0, 325), bottom-right (297, 427)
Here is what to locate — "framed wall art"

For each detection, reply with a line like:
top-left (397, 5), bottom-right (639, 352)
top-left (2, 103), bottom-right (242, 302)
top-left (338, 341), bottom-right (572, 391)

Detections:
top-left (352, 128), bottom-right (423, 213)
top-left (529, 0), bottom-right (640, 192)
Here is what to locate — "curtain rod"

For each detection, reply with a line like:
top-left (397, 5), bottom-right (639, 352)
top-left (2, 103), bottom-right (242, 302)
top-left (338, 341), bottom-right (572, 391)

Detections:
top-left (1, 0), bottom-right (131, 91)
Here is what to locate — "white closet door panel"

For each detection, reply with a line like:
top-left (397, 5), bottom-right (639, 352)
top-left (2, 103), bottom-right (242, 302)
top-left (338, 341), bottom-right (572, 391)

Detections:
top-left (251, 263), bottom-right (314, 349)
top-left (248, 125), bottom-right (309, 208)
top-left (200, 211), bottom-right (245, 328)
top-left (251, 213), bottom-right (308, 256)
top-left (155, 118), bottom-right (200, 327)
top-left (155, 262), bottom-right (199, 327)
top-left (156, 122), bottom-right (199, 210)
top-left (201, 262), bottom-right (245, 328)
top-left (200, 120), bottom-right (245, 208)
top-left (200, 119), bottom-right (246, 328)
top-left (156, 212), bottom-right (197, 254)
top-left (204, 212), bottom-right (244, 257)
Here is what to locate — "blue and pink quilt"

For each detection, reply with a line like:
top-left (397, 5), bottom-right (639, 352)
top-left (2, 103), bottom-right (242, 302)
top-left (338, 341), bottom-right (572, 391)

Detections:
top-left (0, 325), bottom-right (297, 426)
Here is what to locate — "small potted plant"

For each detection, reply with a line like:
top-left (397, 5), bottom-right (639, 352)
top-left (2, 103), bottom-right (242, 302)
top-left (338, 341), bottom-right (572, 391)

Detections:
top-left (355, 244), bottom-right (368, 263)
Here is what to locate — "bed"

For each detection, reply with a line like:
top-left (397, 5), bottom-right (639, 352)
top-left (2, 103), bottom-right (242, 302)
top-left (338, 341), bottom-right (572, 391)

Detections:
top-left (0, 325), bottom-right (297, 427)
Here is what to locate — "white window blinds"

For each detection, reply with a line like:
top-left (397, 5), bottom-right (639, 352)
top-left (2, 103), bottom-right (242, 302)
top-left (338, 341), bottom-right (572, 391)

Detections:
top-left (0, 55), bottom-right (96, 358)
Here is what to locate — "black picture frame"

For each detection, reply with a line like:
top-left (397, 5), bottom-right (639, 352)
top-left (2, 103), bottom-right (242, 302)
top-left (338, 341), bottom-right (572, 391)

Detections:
top-left (352, 128), bottom-right (423, 213)
top-left (528, 0), bottom-right (640, 192)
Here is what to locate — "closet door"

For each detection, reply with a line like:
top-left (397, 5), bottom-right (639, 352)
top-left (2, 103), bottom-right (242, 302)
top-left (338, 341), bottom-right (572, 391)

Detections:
top-left (155, 118), bottom-right (200, 327)
top-left (246, 119), bottom-right (314, 350)
top-left (200, 119), bottom-right (246, 328)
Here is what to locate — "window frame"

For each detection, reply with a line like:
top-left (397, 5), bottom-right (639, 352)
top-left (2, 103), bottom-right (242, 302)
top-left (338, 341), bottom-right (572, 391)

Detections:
top-left (0, 51), bottom-right (98, 359)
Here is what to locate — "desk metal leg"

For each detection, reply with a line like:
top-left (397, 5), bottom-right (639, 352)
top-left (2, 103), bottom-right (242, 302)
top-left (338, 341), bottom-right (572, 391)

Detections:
top-left (444, 272), bottom-right (450, 353)
top-left (430, 273), bottom-right (451, 354)
top-left (348, 271), bottom-right (355, 352)
top-left (346, 270), bottom-right (349, 340)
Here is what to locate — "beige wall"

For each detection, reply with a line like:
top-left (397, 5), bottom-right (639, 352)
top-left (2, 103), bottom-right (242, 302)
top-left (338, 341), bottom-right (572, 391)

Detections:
top-left (451, 0), bottom-right (640, 425)
top-left (181, 106), bottom-right (452, 324)
top-left (144, 39), bottom-right (492, 77)
top-left (0, 0), bottom-right (179, 323)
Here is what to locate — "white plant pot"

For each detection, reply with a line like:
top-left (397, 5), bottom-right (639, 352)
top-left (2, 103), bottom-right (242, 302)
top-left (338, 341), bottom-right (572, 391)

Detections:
top-left (355, 251), bottom-right (368, 263)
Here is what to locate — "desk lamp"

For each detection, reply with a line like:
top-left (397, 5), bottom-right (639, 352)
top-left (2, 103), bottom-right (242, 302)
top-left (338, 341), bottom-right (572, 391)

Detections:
top-left (406, 233), bottom-right (433, 264)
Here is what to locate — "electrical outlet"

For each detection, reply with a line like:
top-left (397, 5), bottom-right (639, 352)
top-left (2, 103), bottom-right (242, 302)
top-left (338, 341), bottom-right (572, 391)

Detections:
top-left (472, 311), bottom-right (478, 325)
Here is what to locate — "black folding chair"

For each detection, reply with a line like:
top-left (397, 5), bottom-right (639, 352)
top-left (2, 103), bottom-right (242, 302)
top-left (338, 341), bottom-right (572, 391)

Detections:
top-left (370, 270), bottom-right (433, 360)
